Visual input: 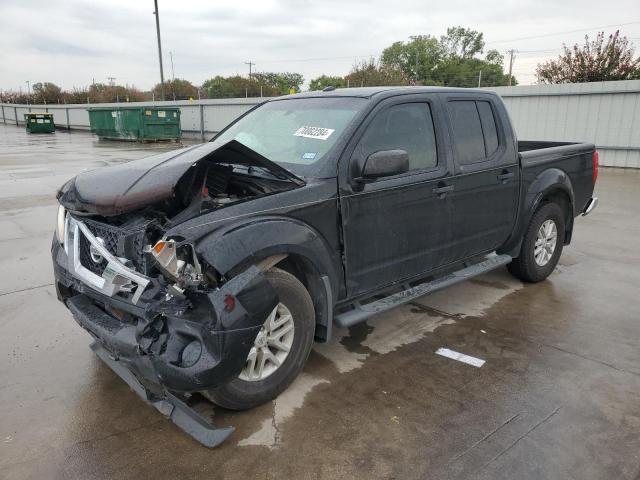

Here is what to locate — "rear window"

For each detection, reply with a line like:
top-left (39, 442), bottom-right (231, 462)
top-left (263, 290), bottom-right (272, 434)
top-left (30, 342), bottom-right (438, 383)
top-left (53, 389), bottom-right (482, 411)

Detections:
top-left (448, 100), bottom-right (501, 165)
top-left (448, 101), bottom-right (486, 164)
top-left (477, 101), bottom-right (499, 157)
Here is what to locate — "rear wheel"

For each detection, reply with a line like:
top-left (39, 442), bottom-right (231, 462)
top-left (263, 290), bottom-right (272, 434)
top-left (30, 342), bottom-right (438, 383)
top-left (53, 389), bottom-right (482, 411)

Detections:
top-left (508, 202), bottom-right (566, 283)
top-left (204, 268), bottom-right (315, 410)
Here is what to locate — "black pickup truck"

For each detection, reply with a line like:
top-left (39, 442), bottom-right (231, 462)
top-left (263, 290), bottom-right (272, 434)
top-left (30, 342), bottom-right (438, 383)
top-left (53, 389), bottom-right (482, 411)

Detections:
top-left (52, 86), bottom-right (598, 446)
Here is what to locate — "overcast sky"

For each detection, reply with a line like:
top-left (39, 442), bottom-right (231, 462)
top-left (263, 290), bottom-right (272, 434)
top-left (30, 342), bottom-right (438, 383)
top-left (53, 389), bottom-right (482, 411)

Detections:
top-left (1, 0), bottom-right (639, 92)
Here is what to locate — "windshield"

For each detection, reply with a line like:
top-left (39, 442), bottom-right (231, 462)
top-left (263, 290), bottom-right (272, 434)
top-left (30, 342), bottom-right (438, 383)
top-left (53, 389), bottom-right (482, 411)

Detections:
top-left (211, 97), bottom-right (367, 177)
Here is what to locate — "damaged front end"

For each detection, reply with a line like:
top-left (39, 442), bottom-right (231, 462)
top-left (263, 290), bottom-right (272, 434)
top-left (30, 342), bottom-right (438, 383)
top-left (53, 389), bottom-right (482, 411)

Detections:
top-left (51, 140), bottom-right (299, 446)
top-left (52, 216), bottom-right (278, 445)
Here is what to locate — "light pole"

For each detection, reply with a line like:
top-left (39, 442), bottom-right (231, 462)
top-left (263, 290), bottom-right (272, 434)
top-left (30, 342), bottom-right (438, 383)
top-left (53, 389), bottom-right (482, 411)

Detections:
top-left (153, 0), bottom-right (165, 101)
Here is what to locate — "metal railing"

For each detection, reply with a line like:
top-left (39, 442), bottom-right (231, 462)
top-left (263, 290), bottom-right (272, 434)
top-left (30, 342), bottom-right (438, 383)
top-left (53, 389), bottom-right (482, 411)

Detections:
top-left (0, 97), bottom-right (262, 140)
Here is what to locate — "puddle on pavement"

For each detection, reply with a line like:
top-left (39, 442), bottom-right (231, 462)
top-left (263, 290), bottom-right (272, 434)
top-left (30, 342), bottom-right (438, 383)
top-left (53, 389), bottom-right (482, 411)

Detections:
top-left (235, 270), bottom-right (524, 449)
top-left (340, 322), bottom-right (375, 354)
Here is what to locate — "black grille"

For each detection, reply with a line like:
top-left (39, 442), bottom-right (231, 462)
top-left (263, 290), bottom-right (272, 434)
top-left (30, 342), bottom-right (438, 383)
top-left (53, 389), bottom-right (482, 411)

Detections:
top-left (77, 218), bottom-right (149, 274)
top-left (79, 232), bottom-right (108, 275)
top-left (83, 220), bottom-right (120, 255)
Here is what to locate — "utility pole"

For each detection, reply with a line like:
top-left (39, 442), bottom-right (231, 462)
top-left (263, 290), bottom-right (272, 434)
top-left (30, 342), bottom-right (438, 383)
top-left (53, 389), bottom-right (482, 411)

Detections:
top-left (107, 77), bottom-right (116, 86)
top-left (478, 70), bottom-right (482, 88)
top-left (244, 61), bottom-right (255, 80)
top-left (153, 0), bottom-right (165, 101)
top-left (507, 49), bottom-right (516, 86)
top-left (169, 51), bottom-right (175, 81)
top-left (168, 51), bottom-right (176, 100)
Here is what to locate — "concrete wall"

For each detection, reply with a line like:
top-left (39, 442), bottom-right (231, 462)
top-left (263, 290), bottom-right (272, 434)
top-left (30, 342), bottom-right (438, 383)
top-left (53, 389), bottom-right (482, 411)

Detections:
top-left (2, 80), bottom-right (639, 167)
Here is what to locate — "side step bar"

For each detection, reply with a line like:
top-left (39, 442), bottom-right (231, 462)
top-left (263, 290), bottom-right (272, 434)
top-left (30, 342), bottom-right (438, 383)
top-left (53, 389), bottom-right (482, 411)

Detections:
top-left (334, 254), bottom-right (512, 328)
top-left (91, 342), bottom-right (235, 448)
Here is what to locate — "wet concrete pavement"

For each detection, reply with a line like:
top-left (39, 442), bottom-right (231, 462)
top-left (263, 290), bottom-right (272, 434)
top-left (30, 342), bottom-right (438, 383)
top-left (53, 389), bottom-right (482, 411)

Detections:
top-left (1, 124), bottom-right (639, 479)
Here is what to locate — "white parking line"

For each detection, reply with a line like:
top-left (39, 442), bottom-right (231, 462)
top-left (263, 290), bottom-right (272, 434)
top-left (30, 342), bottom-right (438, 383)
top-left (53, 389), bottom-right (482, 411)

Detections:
top-left (435, 348), bottom-right (486, 367)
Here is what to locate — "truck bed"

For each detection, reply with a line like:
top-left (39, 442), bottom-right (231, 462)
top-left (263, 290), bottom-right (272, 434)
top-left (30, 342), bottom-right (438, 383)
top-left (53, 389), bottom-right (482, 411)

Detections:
top-left (518, 140), bottom-right (596, 218)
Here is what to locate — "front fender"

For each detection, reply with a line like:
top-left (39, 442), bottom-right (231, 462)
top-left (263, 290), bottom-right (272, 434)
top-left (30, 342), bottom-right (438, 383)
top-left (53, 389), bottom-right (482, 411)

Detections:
top-left (195, 216), bottom-right (340, 296)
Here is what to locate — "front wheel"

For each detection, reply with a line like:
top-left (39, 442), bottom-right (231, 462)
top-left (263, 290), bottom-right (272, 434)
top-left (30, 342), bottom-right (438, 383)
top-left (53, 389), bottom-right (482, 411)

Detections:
top-left (508, 202), bottom-right (566, 283)
top-left (204, 268), bottom-right (315, 410)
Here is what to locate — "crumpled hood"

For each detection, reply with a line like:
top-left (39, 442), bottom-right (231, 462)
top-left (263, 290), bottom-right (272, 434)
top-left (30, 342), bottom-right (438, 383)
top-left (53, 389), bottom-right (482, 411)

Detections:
top-left (57, 140), bottom-right (303, 216)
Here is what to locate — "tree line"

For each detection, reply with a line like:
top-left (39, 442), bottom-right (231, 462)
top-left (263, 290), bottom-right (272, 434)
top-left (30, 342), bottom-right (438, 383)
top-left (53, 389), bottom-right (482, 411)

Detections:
top-left (3, 26), bottom-right (638, 104)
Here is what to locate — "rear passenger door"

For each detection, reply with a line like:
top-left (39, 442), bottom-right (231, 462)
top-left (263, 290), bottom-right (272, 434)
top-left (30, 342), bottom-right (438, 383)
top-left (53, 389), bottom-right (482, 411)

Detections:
top-left (445, 96), bottom-right (519, 260)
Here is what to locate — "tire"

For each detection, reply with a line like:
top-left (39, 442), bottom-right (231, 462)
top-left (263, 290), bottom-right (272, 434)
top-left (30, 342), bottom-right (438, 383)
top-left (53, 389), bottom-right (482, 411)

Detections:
top-left (204, 268), bottom-right (315, 410)
top-left (508, 202), bottom-right (566, 283)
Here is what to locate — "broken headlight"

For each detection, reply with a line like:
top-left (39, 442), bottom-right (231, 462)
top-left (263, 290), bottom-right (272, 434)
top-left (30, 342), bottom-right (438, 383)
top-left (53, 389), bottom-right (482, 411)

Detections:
top-left (55, 205), bottom-right (67, 245)
top-left (149, 238), bottom-right (203, 288)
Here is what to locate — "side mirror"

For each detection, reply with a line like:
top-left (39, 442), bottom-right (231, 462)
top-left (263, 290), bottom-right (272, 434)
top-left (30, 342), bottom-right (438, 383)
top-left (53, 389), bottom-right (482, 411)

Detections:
top-left (360, 150), bottom-right (409, 180)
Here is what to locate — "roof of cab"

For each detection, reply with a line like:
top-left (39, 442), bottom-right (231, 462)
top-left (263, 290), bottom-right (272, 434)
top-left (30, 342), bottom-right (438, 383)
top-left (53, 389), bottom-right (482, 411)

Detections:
top-left (272, 85), bottom-right (497, 101)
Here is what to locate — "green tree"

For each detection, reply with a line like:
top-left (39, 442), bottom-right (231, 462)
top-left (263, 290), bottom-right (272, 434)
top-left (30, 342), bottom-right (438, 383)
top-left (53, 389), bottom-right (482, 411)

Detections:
top-left (87, 83), bottom-right (146, 103)
top-left (202, 72), bottom-right (303, 98)
top-left (153, 79), bottom-right (199, 100)
top-left (440, 27), bottom-right (484, 59)
top-left (31, 82), bottom-right (62, 104)
top-left (345, 59), bottom-right (413, 87)
top-left (382, 35), bottom-right (444, 81)
top-left (252, 72), bottom-right (304, 94)
top-left (309, 75), bottom-right (347, 91)
top-left (380, 26), bottom-right (515, 87)
top-left (202, 75), bottom-right (265, 98)
top-left (536, 31), bottom-right (640, 83)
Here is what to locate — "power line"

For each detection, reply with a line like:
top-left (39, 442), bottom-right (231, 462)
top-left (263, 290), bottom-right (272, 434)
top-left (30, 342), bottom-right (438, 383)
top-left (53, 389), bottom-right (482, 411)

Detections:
top-left (249, 22), bottom-right (640, 66)
top-left (486, 21), bottom-right (640, 44)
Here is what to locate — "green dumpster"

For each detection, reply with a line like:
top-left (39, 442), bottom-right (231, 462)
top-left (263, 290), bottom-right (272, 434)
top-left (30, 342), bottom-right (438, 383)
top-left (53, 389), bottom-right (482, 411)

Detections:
top-left (25, 113), bottom-right (55, 133)
top-left (87, 106), bottom-right (181, 141)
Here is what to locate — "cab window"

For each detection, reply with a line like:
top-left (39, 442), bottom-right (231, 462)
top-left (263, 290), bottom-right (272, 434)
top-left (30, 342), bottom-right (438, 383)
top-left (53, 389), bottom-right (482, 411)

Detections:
top-left (448, 100), bottom-right (501, 165)
top-left (356, 103), bottom-right (438, 172)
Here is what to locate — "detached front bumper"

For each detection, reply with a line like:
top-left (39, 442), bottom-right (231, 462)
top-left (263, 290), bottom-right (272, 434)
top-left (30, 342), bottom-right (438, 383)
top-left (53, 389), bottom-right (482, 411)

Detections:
top-left (52, 226), bottom-right (278, 395)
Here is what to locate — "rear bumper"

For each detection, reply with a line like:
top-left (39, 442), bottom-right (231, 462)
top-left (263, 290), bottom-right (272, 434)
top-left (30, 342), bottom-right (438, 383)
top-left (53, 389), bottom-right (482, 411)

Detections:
top-left (52, 238), bottom-right (278, 394)
top-left (582, 196), bottom-right (598, 216)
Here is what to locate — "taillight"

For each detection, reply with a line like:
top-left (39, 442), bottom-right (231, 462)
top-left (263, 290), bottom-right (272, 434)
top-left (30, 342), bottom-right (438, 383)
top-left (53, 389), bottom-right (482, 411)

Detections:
top-left (592, 150), bottom-right (599, 184)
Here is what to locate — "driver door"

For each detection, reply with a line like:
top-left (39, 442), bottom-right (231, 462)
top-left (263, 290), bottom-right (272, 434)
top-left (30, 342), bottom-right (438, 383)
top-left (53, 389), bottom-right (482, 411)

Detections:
top-left (339, 95), bottom-right (454, 298)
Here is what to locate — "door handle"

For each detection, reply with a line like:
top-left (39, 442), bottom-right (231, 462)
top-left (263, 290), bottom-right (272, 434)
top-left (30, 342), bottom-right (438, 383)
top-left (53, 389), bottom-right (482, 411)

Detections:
top-left (497, 171), bottom-right (514, 184)
top-left (432, 184), bottom-right (454, 198)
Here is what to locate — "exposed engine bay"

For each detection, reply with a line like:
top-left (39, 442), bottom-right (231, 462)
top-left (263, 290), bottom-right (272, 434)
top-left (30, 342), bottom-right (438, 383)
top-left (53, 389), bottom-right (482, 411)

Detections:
top-left (56, 140), bottom-right (302, 303)
top-left (72, 165), bottom-right (294, 296)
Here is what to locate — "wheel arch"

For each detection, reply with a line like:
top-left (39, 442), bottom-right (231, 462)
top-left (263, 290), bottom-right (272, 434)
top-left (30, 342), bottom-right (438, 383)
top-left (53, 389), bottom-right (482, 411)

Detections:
top-left (537, 187), bottom-right (574, 244)
top-left (527, 168), bottom-right (575, 246)
top-left (195, 217), bottom-right (339, 342)
top-left (499, 168), bottom-right (575, 257)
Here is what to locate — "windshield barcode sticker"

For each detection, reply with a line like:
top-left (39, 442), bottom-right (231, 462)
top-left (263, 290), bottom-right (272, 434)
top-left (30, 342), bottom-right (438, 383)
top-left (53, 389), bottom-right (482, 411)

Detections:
top-left (293, 126), bottom-right (335, 140)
